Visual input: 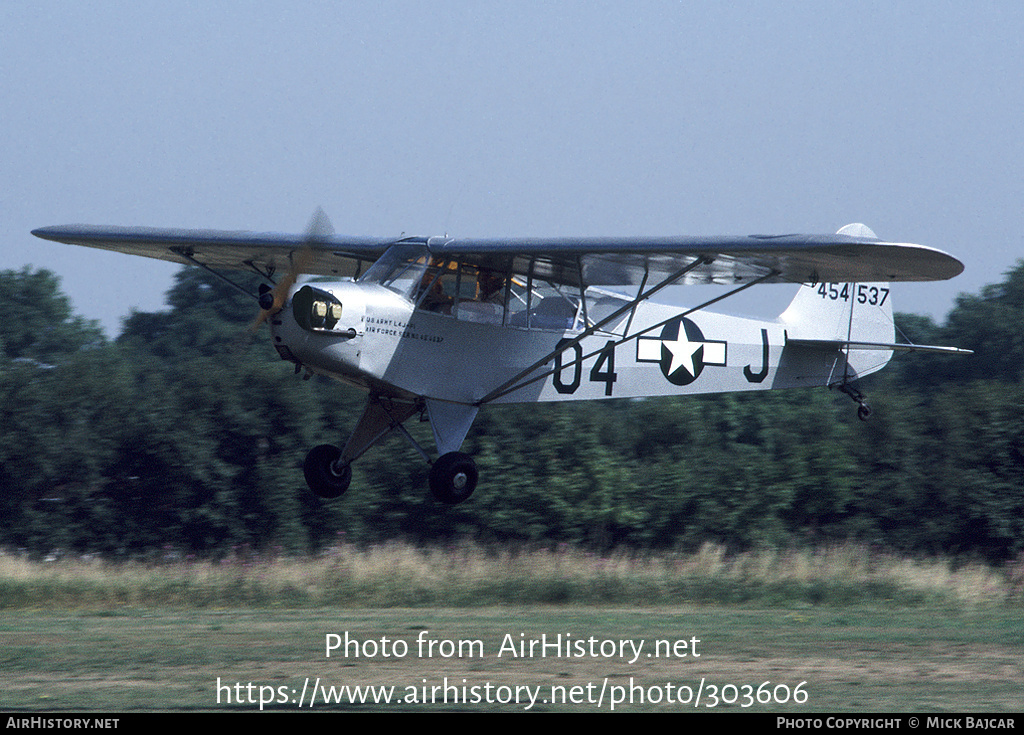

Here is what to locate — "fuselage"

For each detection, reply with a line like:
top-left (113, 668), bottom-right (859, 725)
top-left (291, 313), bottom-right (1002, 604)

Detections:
top-left (269, 275), bottom-right (862, 406)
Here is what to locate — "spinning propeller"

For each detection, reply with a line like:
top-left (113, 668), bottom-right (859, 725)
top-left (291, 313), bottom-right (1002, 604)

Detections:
top-left (252, 208), bottom-right (333, 329)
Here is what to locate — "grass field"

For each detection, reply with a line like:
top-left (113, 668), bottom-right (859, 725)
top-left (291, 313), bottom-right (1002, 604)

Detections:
top-left (1, 544), bottom-right (1022, 712)
top-left (2, 606), bottom-right (1022, 712)
top-left (2, 542), bottom-right (1020, 609)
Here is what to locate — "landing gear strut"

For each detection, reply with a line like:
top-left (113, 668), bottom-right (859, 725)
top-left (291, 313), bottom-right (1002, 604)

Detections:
top-left (302, 395), bottom-right (480, 504)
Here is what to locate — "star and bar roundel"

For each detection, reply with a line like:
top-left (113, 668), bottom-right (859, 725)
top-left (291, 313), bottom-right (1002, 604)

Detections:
top-left (636, 316), bottom-right (727, 386)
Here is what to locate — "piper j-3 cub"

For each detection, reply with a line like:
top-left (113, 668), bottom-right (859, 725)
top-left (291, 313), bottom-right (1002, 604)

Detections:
top-left (33, 215), bottom-right (970, 504)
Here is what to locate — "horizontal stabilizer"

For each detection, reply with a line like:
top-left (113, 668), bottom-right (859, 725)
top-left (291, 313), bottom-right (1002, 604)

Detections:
top-left (787, 338), bottom-right (973, 355)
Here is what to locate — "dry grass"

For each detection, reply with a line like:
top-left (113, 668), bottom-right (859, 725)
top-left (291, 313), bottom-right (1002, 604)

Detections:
top-left (0, 542), bottom-right (1018, 610)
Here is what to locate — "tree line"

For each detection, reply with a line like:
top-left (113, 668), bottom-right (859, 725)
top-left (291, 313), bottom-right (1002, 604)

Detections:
top-left (1, 262), bottom-right (1022, 561)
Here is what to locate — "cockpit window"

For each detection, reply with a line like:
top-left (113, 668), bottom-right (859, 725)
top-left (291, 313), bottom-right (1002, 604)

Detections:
top-left (359, 245), bottom-right (606, 333)
top-left (358, 244), bottom-right (430, 299)
top-left (415, 259), bottom-right (458, 314)
top-left (415, 260), bottom-right (586, 331)
top-left (449, 264), bottom-right (508, 324)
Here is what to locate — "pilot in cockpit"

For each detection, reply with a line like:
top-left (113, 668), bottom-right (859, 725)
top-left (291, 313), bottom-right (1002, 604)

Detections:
top-left (476, 269), bottom-right (505, 304)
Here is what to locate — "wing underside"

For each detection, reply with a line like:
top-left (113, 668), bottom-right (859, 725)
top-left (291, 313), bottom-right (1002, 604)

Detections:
top-left (31, 224), bottom-right (398, 280)
top-left (32, 224), bottom-right (965, 287)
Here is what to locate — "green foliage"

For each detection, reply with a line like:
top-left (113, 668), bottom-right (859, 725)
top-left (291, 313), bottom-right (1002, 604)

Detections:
top-left (118, 267), bottom-right (266, 362)
top-left (897, 259), bottom-right (1024, 386)
top-left (3, 262), bottom-right (1024, 561)
top-left (0, 267), bottom-right (104, 361)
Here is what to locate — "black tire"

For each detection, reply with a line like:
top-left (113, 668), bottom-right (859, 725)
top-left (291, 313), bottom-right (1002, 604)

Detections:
top-left (303, 444), bottom-right (351, 499)
top-left (429, 452), bottom-right (478, 504)
top-left (857, 404), bottom-right (873, 421)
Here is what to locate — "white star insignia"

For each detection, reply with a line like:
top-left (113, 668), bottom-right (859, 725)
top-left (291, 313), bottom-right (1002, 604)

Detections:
top-left (661, 331), bottom-right (702, 378)
top-left (636, 319), bottom-right (727, 380)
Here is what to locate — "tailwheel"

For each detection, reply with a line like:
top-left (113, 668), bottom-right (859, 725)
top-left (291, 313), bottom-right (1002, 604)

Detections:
top-left (837, 382), bottom-right (872, 422)
top-left (429, 452), bottom-right (478, 505)
top-left (303, 444), bottom-right (352, 499)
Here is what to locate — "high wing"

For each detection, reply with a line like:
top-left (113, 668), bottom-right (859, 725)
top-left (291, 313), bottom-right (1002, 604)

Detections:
top-left (31, 224), bottom-right (400, 280)
top-left (434, 229), bottom-right (964, 287)
top-left (32, 222), bottom-right (964, 287)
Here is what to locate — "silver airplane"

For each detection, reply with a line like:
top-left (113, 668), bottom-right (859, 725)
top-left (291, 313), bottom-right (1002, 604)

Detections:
top-left (33, 216), bottom-right (969, 504)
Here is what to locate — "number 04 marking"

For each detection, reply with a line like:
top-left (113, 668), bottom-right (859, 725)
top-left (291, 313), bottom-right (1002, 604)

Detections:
top-left (553, 339), bottom-right (618, 396)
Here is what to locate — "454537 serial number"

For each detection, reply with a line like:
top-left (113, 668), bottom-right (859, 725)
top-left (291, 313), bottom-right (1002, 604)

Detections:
top-left (815, 283), bottom-right (889, 306)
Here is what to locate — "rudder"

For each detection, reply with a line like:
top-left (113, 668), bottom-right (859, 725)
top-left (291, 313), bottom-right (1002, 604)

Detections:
top-left (778, 224), bottom-right (896, 381)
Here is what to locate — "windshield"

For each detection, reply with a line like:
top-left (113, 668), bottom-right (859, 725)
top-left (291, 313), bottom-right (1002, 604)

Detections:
top-left (358, 244), bottom-right (430, 300)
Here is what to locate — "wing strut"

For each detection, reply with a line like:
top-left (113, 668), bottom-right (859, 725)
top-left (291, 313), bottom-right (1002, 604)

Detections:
top-left (473, 254), bottom-right (708, 403)
top-left (476, 257), bottom-right (710, 404)
top-left (478, 269), bottom-right (780, 405)
top-left (170, 247), bottom-right (260, 302)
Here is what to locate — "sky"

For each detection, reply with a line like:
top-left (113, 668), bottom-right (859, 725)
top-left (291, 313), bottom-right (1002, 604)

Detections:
top-left (3, 1), bottom-right (1022, 337)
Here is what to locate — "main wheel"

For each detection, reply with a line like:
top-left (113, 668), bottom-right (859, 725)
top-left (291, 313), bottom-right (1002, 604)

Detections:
top-left (429, 452), bottom-right (478, 504)
top-left (303, 444), bottom-right (351, 499)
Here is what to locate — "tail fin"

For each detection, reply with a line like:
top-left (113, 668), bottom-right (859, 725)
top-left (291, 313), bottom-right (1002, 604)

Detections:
top-left (779, 224), bottom-right (895, 382)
